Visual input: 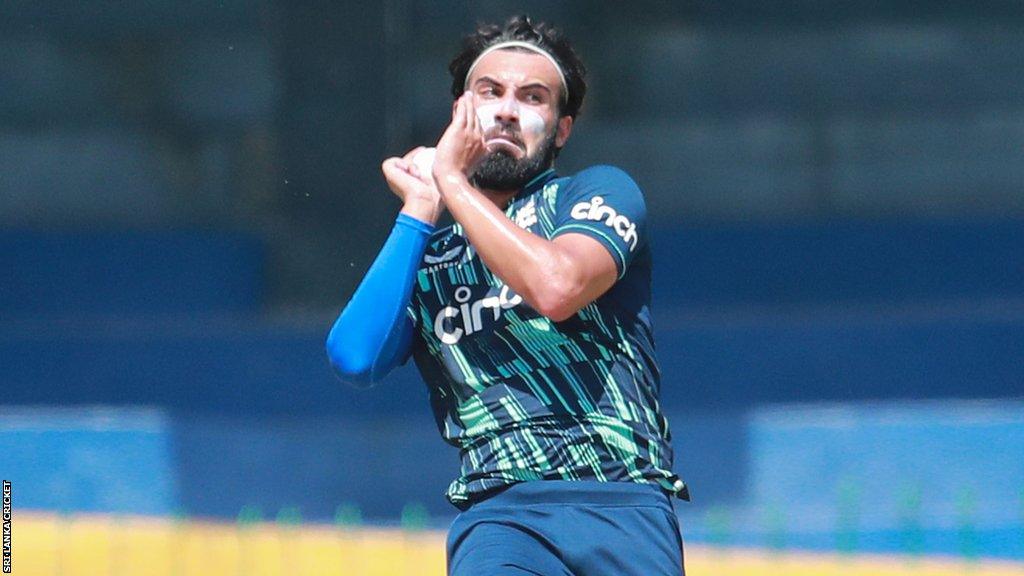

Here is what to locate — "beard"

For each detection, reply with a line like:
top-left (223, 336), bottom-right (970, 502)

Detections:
top-left (471, 128), bottom-right (559, 191)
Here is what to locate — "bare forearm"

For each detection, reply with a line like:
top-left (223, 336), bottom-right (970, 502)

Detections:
top-left (439, 173), bottom-right (572, 312)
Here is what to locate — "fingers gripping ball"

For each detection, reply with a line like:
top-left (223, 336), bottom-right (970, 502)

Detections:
top-left (412, 147), bottom-right (436, 180)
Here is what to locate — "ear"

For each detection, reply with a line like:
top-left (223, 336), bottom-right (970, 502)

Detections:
top-left (555, 115), bottom-right (574, 148)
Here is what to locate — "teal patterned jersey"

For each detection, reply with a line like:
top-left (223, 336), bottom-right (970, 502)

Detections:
top-left (406, 165), bottom-right (687, 506)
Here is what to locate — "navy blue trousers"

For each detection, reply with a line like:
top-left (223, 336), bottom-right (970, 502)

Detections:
top-left (447, 481), bottom-right (685, 575)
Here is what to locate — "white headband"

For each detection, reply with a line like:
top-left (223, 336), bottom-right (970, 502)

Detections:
top-left (463, 41), bottom-right (568, 104)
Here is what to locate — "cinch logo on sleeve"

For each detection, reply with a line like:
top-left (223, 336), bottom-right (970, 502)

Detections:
top-left (570, 196), bottom-right (639, 251)
top-left (434, 285), bottom-right (523, 345)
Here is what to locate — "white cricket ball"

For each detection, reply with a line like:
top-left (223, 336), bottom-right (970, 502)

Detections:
top-left (412, 147), bottom-right (436, 180)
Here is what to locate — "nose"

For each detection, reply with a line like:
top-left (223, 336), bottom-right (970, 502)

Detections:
top-left (493, 93), bottom-right (519, 125)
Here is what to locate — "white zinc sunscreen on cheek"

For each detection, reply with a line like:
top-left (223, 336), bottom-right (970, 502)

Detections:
top-left (475, 103), bottom-right (546, 136)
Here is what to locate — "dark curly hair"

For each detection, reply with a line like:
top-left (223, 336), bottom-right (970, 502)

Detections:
top-left (449, 15), bottom-right (587, 120)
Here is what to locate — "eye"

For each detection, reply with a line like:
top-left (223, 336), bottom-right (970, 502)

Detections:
top-left (478, 85), bottom-right (499, 98)
top-left (523, 91), bottom-right (545, 104)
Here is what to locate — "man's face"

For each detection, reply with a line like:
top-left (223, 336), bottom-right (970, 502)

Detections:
top-left (465, 48), bottom-right (573, 191)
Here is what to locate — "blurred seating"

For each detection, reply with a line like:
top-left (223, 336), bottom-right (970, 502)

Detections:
top-left (750, 400), bottom-right (1024, 531)
top-left (0, 0), bottom-right (265, 37)
top-left (0, 35), bottom-right (119, 125)
top-left (560, 114), bottom-right (1024, 222)
top-left (158, 35), bottom-right (279, 129)
top-left (652, 220), bottom-right (1024, 306)
top-left (0, 230), bottom-right (263, 315)
top-left (0, 131), bottom-right (178, 225)
top-left (624, 24), bottom-right (1024, 119)
top-left (830, 112), bottom-right (1024, 215)
top-left (0, 407), bottom-right (175, 514)
top-left (560, 120), bottom-right (820, 219)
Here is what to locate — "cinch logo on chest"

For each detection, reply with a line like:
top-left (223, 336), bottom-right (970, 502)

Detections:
top-left (570, 196), bottom-right (639, 251)
top-left (434, 285), bottom-right (522, 345)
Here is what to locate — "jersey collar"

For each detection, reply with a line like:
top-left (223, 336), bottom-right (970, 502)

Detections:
top-left (513, 168), bottom-right (558, 202)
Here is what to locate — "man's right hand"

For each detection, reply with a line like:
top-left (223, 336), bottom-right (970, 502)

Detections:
top-left (382, 147), bottom-right (445, 225)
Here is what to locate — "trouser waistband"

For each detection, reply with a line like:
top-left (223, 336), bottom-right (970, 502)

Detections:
top-left (470, 480), bottom-right (673, 511)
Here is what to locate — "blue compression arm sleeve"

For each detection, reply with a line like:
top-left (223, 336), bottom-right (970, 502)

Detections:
top-left (325, 213), bottom-right (433, 387)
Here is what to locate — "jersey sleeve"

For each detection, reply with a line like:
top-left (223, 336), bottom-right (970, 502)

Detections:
top-left (551, 165), bottom-right (647, 278)
top-left (325, 213), bottom-right (432, 387)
